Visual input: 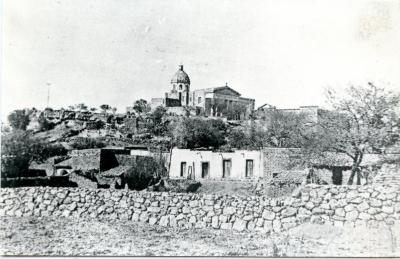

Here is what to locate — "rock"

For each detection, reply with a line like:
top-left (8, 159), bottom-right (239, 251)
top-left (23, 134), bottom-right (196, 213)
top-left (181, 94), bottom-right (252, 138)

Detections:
top-left (305, 201), bottom-right (314, 210)
top-left (151, 201), bottom-right (159, 207)
top-left (232, 219), bottom-right (247, 231)
top-left (131, 213), bottom-right (140, 222)
top-left (247, 220), bottom-right (256, 231)
top-left (359, 212), bottom-right (371, 220)
top-left (182, 207), bottom-right (190, 214)
top-left (203, 206), bottom-right (214, 212)
top-left (189, 200), bottom-right (199, 207)
top-left (344, 204), bottom-right (355, 212)
top-left (62, 210), bottom-right (70, 217)
top-left (220, 222), bottom-right (233, 230)
top-left (176, 213), bottom-right (185, 221)
top-left (147, 206), bottom-right (161, 213)
top-left (189, 216), bottom-right (197, 224)
top-left (281, 207), bottom-right (297, 218)
top-left (262, 210), bottom-right (276, 220)
top-left (69, 202), bottom-right (77, 211)
top-left (195, 221), bottom-right (206, 229)
top-left (27, 202), bottom-right (35, 211)
top-left (350, 197), bottom-right (363, 204)
top-left (357, 202), bottom-right (369, 212)
top-left (223, 206), bottom-right (236, 215)
top-left (159, 216), bottom-right (169, 226)
top-left (169, 215), bottom-right (177, 227)
top-left (191, 208), bottom-right (198, 215)
top-left (139, 212), bottom-right (149, 222)
top-left (345, 210), bottom-right (358, 221)
top-left (219, 215), bottom-right (228, 223)
top-left (243, 215), bottom-right (253, 221)
top-left (370, 199), bottom-right (382, 207)
top-left (367, 207), bottom-right (380, 215)
top-left (57, 192), bottom-right (67, 199)
top-left (272, 206), bottom-right (283, 213)
top-left (264, 220), bottom-right (273, 232)
top-left (272, 220), bottom-right (282, 232)
top-left (205, 199), bottom-right (214, 206)
top-left (256, 218), bottom-right (264, 227)
top-left (212, 216), bottom-right (219, 228)
top-left (335, 208), bottom-right (345, 217)
top-left (382, 206), bottom-right (394, 214)
top-left (320, 203), bottom-right (330, 210)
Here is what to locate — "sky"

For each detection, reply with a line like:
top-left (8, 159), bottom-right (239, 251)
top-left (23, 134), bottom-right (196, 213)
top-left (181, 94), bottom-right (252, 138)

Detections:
top-left (2, 0), bottom-right (400, 120)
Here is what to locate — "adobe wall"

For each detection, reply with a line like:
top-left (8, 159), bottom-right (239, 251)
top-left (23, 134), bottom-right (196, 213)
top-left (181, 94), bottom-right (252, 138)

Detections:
top-left (262, 148), bottom-right (304, 180)
top-left (1, 184), bottom-right (399, 232)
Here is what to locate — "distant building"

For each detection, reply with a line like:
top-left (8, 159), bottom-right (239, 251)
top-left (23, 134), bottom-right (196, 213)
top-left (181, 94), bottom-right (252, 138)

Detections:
top-left (256, 104), bottom-right (328, 123)
top-left (151, 65), bottom-right (255, 119)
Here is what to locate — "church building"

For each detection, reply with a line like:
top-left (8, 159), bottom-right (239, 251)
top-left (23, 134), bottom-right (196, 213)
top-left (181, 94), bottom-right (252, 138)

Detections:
top-left (151, 65), bottom-right (255, 119)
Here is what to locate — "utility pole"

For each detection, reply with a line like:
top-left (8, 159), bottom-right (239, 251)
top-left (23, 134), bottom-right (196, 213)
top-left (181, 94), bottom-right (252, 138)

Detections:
top-left (46, 82), bottom-right (51, 108)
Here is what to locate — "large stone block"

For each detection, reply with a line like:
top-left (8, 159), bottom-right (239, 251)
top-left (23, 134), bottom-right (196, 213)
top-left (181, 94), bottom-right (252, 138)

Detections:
top-left (281, 207), bottom-right (297, 218)
top-left (232, 219), bottom-right (247, 232)
top-left (345, 210), bottom-right (358, 221)
top-left (211, 216), bottom-right (219, 228)
top-left (262, 210), bottom-right (276, 220)
top-left (223, 206), bottom-right (236, 215)
top-left (272, 219), bottom-right (282, 232)
top-left (357, 202), bottom-right (369, 212)
top-left (220, 222), bottom-right (233, 230)
top-left (382, 206), bottom-right (394, 214)
top-left (159, 215), bottom-right (169, 226)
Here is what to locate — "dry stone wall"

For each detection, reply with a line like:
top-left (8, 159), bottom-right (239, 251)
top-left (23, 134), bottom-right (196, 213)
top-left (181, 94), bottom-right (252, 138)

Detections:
top-left (1, 184), bottom-right (399, 232)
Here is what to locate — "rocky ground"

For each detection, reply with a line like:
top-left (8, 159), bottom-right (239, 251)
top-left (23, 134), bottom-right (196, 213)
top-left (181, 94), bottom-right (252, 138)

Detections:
top-left (0, 216), bottom-right (399, 256)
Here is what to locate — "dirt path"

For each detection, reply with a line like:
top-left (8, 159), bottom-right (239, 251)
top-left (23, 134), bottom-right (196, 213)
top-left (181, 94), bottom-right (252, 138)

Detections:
top-left (0, 216), bottom-right (399, 256)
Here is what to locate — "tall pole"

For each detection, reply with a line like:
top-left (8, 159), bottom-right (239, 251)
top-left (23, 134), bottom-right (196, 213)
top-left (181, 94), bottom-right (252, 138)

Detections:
top-left (46, 82), bottom-right (51, 108)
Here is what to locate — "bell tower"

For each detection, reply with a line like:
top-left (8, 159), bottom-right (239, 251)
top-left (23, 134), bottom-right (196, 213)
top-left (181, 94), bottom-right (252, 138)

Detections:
top-left (170, 64), bottom-right (190, 106)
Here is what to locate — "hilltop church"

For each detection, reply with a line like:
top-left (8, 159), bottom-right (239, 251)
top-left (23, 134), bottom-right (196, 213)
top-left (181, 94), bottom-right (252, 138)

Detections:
top-left (151, 65), bottom-right (255, 118)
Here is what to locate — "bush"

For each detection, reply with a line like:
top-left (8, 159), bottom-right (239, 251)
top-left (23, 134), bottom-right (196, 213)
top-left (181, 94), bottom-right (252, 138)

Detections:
top-left (1, 131), bottom-right (68, 178)
top-left (69, 137), bottom-right (106, 149)
top-left (8, 110), bottom-right (30, 130)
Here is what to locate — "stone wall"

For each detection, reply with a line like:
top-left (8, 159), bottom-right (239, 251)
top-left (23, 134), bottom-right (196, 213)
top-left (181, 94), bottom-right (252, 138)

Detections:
top-left (0, 184), bottom-right (399, 232)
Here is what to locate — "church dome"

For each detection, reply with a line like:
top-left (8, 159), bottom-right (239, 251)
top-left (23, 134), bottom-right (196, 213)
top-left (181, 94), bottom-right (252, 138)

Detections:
top-left (171, 65), bottom-right (190, 84)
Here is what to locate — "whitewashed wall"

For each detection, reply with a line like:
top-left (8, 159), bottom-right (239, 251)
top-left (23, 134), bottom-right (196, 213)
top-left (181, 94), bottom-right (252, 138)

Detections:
top-left (169, 148), bottom-right (262, 180)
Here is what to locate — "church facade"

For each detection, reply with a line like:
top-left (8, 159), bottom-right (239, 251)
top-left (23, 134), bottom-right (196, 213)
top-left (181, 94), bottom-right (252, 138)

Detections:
top-left (151, 65), bottom-right (255, 119)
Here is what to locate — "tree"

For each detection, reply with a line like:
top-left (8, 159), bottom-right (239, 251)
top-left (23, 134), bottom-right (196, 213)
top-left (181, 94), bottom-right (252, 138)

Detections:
top-left (226, 111), bottom-right (308, 149)
top-left (112, 107), bottom-right (117, 115)
top-left (1, 131), bottom-right (67, 178)
top-left (133, 99), bottom-right (151, 114)
top-left (90, 107), bottom-right (97, 113)
top-left (8, 110), bottom-right (30, 131)
top-left (170, 118), bottom-right (227, 149)
top-left (312, 83), bottom-right (400, 185)
top-left (223, 103), bottom-right (248, 120)
top-left (100, 104), bottom-right (111, 114)
top-left (146, 106), bottom-right (168, 136)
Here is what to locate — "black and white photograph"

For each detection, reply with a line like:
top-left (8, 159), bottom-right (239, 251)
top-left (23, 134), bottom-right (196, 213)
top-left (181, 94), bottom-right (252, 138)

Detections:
top-left (1, 0), bottom-right (400, 256)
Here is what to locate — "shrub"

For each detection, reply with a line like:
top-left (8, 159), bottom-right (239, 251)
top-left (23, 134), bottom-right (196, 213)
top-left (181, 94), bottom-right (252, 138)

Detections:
top-left (69, 137), bottom-right (106, 149)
